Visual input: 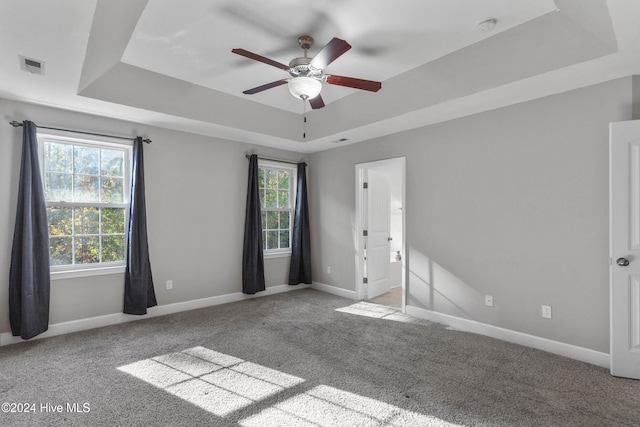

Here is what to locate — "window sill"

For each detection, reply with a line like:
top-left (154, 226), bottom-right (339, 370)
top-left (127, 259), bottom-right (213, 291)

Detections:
top-left (51, 265), bottom-right (126, 281)
top-left (264, 251), bottom-right (292, 260)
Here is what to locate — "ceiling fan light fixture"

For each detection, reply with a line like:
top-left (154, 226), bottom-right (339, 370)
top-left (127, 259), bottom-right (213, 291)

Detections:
top-left (288, 76), bottom-right (322, 100)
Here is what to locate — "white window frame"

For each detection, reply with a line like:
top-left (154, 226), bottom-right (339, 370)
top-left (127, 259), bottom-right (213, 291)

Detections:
top-left (258, 159), bottom-right (297, 258)
top-left (37, 130), bottom-right (133, 279)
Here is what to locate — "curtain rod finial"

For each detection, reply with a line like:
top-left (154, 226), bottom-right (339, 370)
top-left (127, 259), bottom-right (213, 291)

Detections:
top-left (9, 120), bottom-right (23, 127)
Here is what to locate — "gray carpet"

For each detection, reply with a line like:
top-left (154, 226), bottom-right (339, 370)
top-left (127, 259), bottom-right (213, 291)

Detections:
top-left (0, 289), bottom-right (639, 426)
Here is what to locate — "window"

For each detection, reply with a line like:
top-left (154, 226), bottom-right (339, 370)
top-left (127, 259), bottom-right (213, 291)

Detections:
top-left (38, 132), bottom-right (132, 275)
top-left (258, 160), bottom-right (296, 256)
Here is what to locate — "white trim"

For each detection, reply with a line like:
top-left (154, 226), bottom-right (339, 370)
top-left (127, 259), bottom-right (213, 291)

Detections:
top-left (51, 265), bottom-right (125, 280)
top-left (355, 164), bottom-right (366, 301)
top-left (405, 305), bottom-right (610, 369)
top-left (311, 281), bottom-right (357, 300)
top-left (355, 157), bottom-right (406, 309)
top-left (258, 160), bottom-right (297, 256)
top-left (263, 252), bottom-right (292, 259)
top-left (0, 284), bottom-right (309, 347)
top-left (38, 130), bottom-right (133, 271)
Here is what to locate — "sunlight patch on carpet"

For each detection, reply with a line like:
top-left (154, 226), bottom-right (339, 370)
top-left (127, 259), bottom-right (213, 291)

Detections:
top-left (335, 302), bottom-right (429, 326)
top-left (118, 346), bottom-right (461, 426)
top-left (335, 302), bottom-right (399, 319)
top-left (118, 346), bottom-right (304, 416)
top-left (241, 384), bottom-right (462, 427)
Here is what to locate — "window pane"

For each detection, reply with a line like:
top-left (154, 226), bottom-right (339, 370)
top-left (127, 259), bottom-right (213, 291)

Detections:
top-left (279, 230), bottom-right (290, 249)
top-left (40, 136), bottom-right (131, 268)
top-left (101, 176), bottom-right (124, 203)
top-left (102, 235), bottom-right (125, 262)
top-left (265, 190), bottom-right (277, 208)
top-left (101, 149), bottom-right (124, 177)
top-left (47, 206), bottom-right (72, 236)
top-left (278, 190), bottom-right (289, 208)
top-left (279, 211), bottom-right (290, 229)
top-left (49, 237), bottom-right (72, 265)
top-left (261, 189), bottom-right (268, 209)
top-left (74, 207), bottom-right (99, 235)
top-left (44, 142), bottom-right (72, 173)
top-left (74, 236), bottom-right (99, 264)
top-left (74, 146), bottom-right (100, 175)
top-left (267, 231), bottom-right (278, 249)
top-left (261, 211), bottom-right (266, 230)
top-left (102, 208), bottom-right (126, 234)
top-left (263, 231), bottom-right (267, 250)
top-left (74, 175), bottom-right (99, 202)
top-left (266, 169), bottom-right (278, 189)
top-left (278, 170), bottom-right (289, 189)
top-left (45, 173), bottom-right (72, 202)
top-left (258, 168), bottom-right (264, 189)
top-left (266, 211), bottom-right (278, 230)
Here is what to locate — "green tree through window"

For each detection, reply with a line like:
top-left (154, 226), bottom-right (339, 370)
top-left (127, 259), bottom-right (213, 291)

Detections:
top-left (258, 162), bottom-right (295, 254)
top-left (40, 133), bottom-right (131, 270)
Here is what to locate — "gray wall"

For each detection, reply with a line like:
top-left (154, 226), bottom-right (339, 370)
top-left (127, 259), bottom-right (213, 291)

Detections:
top-left (309, 77), bottom-right (636, 353)
top-left (0, 99), bottom-right (303, 333)
top-left (1, 77), bottom-right (636, 353)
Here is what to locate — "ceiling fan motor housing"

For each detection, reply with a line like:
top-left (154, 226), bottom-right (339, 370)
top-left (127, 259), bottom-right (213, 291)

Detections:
top-left (288, 57), bottom-right (322, 78)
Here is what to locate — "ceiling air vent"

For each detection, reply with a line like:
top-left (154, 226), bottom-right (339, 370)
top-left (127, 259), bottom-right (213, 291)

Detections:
top-left (19, 55), bottom-right (45, 75)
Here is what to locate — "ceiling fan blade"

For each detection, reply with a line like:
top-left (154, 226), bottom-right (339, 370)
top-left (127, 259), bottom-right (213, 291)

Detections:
top-left (243, 79), bottom-right (288, 95)
top-left (326, 75), bottom-right (382, 92)
top-left (309, 94), bottom-right (325, 109)
top-left (309, 38), bottom-right (351, 69)
top-left (231, 48), bottom-right (290, 71)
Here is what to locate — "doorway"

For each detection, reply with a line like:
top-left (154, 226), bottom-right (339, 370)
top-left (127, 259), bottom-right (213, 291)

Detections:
top-left (355, 157), bottom-right (406, 311)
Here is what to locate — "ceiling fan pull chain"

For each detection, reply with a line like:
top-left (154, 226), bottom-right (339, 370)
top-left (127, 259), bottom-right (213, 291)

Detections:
top-left (303, 98), bottom-right (307, 139)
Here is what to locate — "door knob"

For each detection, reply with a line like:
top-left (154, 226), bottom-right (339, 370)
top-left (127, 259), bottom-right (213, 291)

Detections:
top-left (617, 257), bottom-right (630, 267)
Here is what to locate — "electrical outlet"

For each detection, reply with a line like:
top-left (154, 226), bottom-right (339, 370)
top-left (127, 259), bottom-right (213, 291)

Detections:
top-left (166, 280), bottom-right (173, 290)
top-left (542, 305), bottom-right (552, 319)
top-left (327, 266), bottom-right (331, 274)
top-left (485, 295), bottom-right (493, 307)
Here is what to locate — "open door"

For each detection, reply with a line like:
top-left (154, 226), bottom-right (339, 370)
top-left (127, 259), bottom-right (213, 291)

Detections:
top-left (610, 120), bottom-right (640, 379)
top-left (365, 169), bottom-right (391, 300)
top-left (356, 157), bottom-right (405, 308)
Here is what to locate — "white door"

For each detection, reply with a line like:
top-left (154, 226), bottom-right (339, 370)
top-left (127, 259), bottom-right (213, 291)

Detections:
top-left (365, 169), bottom-right (391, 299)
top-left (610, 120), bottom-right (640, 379)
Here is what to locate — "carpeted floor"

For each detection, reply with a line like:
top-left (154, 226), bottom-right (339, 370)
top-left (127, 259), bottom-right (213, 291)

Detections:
top-left (0, 288), bottom-right (639, 426)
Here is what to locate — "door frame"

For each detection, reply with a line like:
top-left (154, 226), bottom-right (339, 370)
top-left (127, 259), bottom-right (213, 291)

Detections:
top-left (355, 157), bottom-right (406, 311)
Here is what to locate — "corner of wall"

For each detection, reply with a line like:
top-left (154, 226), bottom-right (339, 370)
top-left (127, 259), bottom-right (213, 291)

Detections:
top-left (632, 75), bottom-right (640, 120)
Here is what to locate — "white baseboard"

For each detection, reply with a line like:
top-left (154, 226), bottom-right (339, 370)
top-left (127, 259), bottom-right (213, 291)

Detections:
top-left (0, 284), bottom-right (309, 347)
top-left (2, 285), bottom-right (608, 370)
top-left (405, 305), bottom-right (609, 369)
top-left (311, 282), bottom-right (357, 300)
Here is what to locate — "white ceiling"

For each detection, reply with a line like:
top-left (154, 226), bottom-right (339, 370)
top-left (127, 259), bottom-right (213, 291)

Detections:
top-left (122, 0), bottom-right (555, 112)
top-left (1, 0), bottom-right (639, 153)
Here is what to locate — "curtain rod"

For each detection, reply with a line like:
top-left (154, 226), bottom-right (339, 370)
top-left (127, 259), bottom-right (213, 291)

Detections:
top-left (9, 120), bottom-right (151, 144)
top-left (245, 154), bottom-right (303, 165)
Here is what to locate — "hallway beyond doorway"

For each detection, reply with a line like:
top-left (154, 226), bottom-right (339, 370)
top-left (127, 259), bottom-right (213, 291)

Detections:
top-left (368, 286), bottom-right (402, 308)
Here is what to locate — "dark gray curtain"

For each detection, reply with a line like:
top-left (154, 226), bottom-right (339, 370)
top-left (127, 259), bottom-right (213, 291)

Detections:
top-left (242, 154), bottom-right (265, 294)
top-left (9, 120), bottom-right (50, 339)
top-left (289, 162), bottom-right (312, 284)
top-left (124, 137), bottom-right (157, 315)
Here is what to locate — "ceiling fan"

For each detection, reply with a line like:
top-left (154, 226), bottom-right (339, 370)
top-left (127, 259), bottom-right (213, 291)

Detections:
top-left (232, 35), bottom-right (382, 109)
